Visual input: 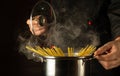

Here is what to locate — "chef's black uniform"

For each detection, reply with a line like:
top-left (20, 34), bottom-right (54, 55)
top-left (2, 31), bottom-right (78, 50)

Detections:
top-left (50, 0), bottom-right (120, 76)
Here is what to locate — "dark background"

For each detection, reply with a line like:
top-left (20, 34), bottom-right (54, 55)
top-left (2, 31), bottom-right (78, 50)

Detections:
top-left (1, 0), bottom-right (44, 76)
top-left (1, 0), bottom-right (120, 76)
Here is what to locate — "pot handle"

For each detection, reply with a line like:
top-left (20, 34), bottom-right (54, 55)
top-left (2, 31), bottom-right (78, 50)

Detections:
top-left (82, 56), bottom-right (96, 62)
top-left (38, 56), bottom-right (48, 63)
top-left (32, 53), bottom-right (45, 62)
top-left (82, 56), bottom-right (96, 65)
top-left (38, 56), bottom-right (44, 62)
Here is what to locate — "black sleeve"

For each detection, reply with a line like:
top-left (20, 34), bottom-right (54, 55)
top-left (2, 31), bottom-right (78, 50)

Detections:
top-left (108, 0), bottom-right (120, 39)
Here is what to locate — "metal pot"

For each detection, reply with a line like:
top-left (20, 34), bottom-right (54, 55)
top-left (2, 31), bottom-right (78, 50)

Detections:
top-left (40, 56), bottom-right (95, 76)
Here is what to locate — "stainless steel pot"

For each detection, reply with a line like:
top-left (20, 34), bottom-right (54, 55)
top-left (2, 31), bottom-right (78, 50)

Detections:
top-left (40, 56), bottom-right (95, 76)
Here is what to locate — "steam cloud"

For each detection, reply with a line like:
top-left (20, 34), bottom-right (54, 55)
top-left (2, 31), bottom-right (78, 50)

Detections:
top-left (18, 0), bottom-right (100, 61)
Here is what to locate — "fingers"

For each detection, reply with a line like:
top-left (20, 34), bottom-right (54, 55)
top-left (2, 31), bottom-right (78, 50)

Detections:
top-left (33, 27), bottom-right (46, 36)
top-left (26, 18), bottom-right (46, 36)
top-left (94, 52), bottom-right (117, 61)
top-left (94, 41), bottom-right (118, 61)
top-left (94, 42), bottom-right (112, 56)
top-left (94, 40), bottom-right (120, 69)
top-left (26, 19), bottom-right (38, 34)
top-left (26, 19), bottom-right (39, 27)
top-left (99, 59), bottom-right (120, 70)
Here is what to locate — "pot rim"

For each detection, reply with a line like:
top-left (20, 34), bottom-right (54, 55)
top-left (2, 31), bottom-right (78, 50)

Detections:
top-left (42, 55), bottom-right (94, 60)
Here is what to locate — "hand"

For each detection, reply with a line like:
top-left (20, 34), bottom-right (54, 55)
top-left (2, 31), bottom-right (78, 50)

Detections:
top-left (26, 16), bottom-right (46, 36)
top-left (94, 37), bottom-right (120, 70)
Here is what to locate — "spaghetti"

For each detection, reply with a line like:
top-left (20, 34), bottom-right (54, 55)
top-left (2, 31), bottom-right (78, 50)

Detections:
top-left (26, 45), bottom-right (96, 57)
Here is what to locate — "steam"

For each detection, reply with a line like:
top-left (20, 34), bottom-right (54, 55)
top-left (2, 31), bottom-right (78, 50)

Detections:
top-left (45, 19), bottom-right (100, 52)
top-left (45, 4), bottom-right (100, 52)
top-left (18, 0), bottom-right (100, 61)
